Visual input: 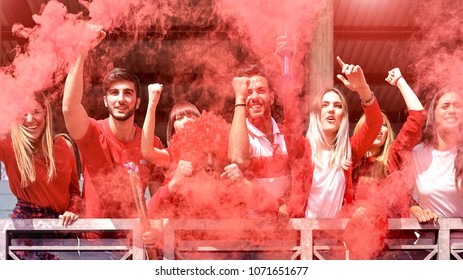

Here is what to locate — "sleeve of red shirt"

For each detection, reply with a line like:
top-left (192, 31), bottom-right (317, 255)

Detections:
top-left (387, 109), bottom-right (426, 173)
top-left (350, 98), bottom-right (383, 167)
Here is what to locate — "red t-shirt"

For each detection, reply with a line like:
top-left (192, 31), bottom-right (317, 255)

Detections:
top-left (0, 135), bottom-right (80, 214)
top-left (76, 118), bottom-right (163, 218)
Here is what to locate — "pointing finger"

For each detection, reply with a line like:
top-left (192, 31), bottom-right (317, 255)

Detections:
top-left (336, 56), bottom-right (345, 68)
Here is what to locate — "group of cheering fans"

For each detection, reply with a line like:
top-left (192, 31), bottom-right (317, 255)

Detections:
top-left (2, 28), bottom-right (463, 260)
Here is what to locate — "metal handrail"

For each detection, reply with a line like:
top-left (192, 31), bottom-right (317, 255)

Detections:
top-left (162, 218), bottom-right (463, 260)
top-left (0, 218), bottom-right (145, 260)
top-left (2, 218), bottom-right (463, 260)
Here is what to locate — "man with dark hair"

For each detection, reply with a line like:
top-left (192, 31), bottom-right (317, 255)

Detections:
top-left (62, 31), bottom-right (163, 257)
top-left (228, 64), bottom-right (290, 213)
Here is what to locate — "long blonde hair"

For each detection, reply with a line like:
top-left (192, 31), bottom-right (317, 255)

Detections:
top-left (306, 88), bottom-right (351, 170)
top-left (353, 112), bottom-right (395, 181)
top-left (10, 93), bottom-right (56, 188)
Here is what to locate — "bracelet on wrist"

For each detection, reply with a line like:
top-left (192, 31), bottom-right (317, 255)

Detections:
top-left (235, 103), bottom-right (246, 108)
top-left (394, 76), bottom-right (404, 87)
top-left (359, 91), bottom-right (375, 104)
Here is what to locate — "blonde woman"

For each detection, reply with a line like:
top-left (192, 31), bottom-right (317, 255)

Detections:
top-left (0, 92), bottom-right (80, 225)
top-left (344, 68), bottom-right (426, 259)
top-left (352, 68), bottom-right (426, 202)
top-left (287, 57), bottom-right (383, 219)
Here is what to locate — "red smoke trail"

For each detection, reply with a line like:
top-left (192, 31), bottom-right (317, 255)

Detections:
top-left (1, 0), bottom-right (333, 258)
top-left (344, 171), bottom-right (412, 259)
top-left (214, 0), bottom-right (329, 142)
top-left (1, 0), bottom-right (327, 130)
top-left (1, 0), bottom-right (177, 134)
top-left (154, 112), bottom-right (290, 259)
top-left (216, 0), bottom-right (328, 83)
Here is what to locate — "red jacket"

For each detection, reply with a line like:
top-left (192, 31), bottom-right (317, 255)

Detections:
top-left (286, 99), bottom-right (383, 218)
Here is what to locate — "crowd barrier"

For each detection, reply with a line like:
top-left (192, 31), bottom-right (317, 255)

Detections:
top-left (1, 218), bottom-right (463, 260)
top-left (0, 218), bottom-right (145, 260)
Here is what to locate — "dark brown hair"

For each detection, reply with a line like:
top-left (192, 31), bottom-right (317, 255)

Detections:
top-left (102, 68), bottom-right (141, 99)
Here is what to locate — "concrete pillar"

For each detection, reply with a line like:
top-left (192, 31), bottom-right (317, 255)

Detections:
top-left (306, 0), bottom-right (334, 111)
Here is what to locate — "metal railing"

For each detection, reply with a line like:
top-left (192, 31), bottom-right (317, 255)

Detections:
top-left (162, 218), bottom-right (463, 260)
top-left (0, 218), bottom-right (146, 260)
top-left (2, 218), bottom-right (463, 260)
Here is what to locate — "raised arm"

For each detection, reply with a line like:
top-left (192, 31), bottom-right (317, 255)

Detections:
top-left (336, 56), bottom-right (375, 107)
top-left (141, 83), bottom-right (170, 167)
top-left (336, 56), bottom-right (382, 165)
top-left (62, 29), bottom-right (106, 140)
top-left (228, 77), bottom-right (251, 168)
top-left (62, 53), bottom-right (90, 140)
top-left (384, 68), bottom-right (426, 172)
top-left (385, 68), bottom-right (424, 111)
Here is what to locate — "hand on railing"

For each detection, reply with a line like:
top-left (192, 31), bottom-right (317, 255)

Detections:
top-left (59, 211), bottom-right (79, 227)
top-left (410, 206), bottom-right (439, 223)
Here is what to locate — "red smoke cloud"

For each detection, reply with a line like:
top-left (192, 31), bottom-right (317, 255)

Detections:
top-left (217, 0), bottom-right (327, 84)
top-left (401, 0), bottom-right (463, 101)
top-left (1, 0), bottom-right (327, 131)
top-left (3, 0), bottom-right (416, 260)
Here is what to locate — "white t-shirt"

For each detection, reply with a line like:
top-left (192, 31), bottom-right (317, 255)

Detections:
top-left (246, 118), bottom-right (291, 200)
top-left (411, 143), bottom-right (463, 218)
top-left (306, 150), bottom-right (346, 218)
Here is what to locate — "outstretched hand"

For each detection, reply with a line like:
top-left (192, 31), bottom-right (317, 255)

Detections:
top-left (336, 56), bottom-right (369, 92)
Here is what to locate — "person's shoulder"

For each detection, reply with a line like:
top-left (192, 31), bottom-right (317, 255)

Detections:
top-left (95, 118), bottom-right (108, 128)
top-left (80, 117), bottom-right (104, 135)
top-left (54, 134), bottom-right (76, 153)
top-left (93, 118), bottom-right (111, 136)
top-left (412, 142), bottom-right (427, 154)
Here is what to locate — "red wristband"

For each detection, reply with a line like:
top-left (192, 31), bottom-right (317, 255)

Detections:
top-left (394, 76), bottom-right (404, 87)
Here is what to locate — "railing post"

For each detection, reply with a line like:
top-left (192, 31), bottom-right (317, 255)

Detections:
top-left (437, 219), bottom-right (450, 260)
top-left (0, 219), bottom-right (6, 260)
top-left (299, 229), bottom-right (313, 260)
top-left (132, 219), bottom-right (146, 260)
top-left (163, 218), bottom-right (175, 260)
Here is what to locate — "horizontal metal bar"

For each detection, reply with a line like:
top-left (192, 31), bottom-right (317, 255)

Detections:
top-left (9, 246), bottom-right (132, 251)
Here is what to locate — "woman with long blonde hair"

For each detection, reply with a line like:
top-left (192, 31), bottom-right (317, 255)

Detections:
top-left (286, 56), bottom-right (383, 219)
top-left (352, 68), bottom-right (425, 203)
top-left (337, 68), bottom-right (426, 260)
top-left (0, 91), bottom-right (80, 225)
